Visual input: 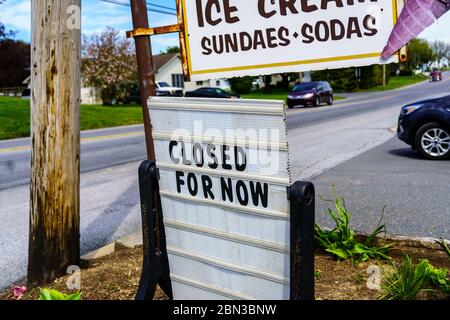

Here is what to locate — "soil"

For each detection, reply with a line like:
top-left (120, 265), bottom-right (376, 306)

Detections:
top-left (1, 245), bottom-right (449, 301)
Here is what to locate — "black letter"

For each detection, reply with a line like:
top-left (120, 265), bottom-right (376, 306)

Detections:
top-left (301, 0), bottom-right (318, 12)
top-left (321, 0), bottom-right (344, 9)
top-left (176, 171), bottom-right (185, 193)
top-left (201, 175), bottom-right (215, 199)
top-left (208, 144), bottom-right (218, 169)
top-left (221, 177), bottom-right (233, 202)
top-left (201, 37), bottom-right (213, 55)
top-left (363, 14), bottom-right (378, 37)
top-left (301, 23), bottom-right (315, 44)
top-left (222, 145), bottom-right (232, 170)
top-left (187, 173), bottom-right (198, 196)
top-left (196, 0), bottom-right (204, 27)
top-left (193, 143), bottom-right (204, 167)
top-left (250, 182), bottom-right (269, 208)
top-left (235, 146), bottom-right (247, 171)
top-left (224, 0), bottom-right (240, 24)
top-left (169, 141), bottom-right (180, 164)
top-left (347, 17), bottom-right (363, 39)
top-left (205, 0), bottom-right (222, 26)
top-left (258, 0), bottom-right (276, 18)
top-left (236, 180), bottom-right (249, 205)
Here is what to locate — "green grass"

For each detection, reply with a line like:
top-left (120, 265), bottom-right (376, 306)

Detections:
top-left (0, 97), bottom-right (143, 140)
top-left (359, 74), bottom-right (428, 92)
top-left (242, 90), bottom-right (345, 101)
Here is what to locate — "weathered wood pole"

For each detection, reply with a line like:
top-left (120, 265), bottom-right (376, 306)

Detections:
top-left (28, 0), bottom-right (81, 285)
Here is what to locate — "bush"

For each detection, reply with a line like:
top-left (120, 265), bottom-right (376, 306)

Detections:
top-left (228, 76), bottom-right (254, 94)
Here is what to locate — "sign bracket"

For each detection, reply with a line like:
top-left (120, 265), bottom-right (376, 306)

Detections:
top-left (126, 0), bottom-right (191, 80)
top-left (135, 160), bottom-right (173, 300)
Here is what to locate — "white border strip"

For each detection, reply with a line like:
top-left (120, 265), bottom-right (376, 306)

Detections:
top-left (152, 132), bottom-right (289, 151)
top-left (171, 274), bottom-right (254, 300)
top-left (165, 219), bottom-right (288, 254)
top-left (168, 247), bottom-right (288, 285)
top-left (149, 101), bottom-right (285, 115)
top-left (158, 162), bottom-right (290, 186)
top-left (160, 191), bottom-right (289, 220)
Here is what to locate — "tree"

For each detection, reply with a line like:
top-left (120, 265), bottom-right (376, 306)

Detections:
top-left (82, 27), bottom-right (137, 105)
top-left (405, 39), bottom-right (436, 72)
top-left (0, 0), bottom-right (16, 39)
top-left (0, 39), bottom-right (30, 87)
top-left (432, 40), bottom-right (450, 68)
top-left (162, 46), bottom-right (180, 54)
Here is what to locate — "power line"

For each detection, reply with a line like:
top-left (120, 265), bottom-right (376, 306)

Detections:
top-left (99, 0), bottom-right (177, 16)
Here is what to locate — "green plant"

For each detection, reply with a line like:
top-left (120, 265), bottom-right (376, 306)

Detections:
top-left (382, 255), bottom-right (450, 300)
top-left (38, 288), bottom-right (81, 300)
top-left (381, 255), bottom-right (429, 300)
top-left (436, 239), bottom-right (450, 259)
top-left (315, 189), bottom-right (393, 264)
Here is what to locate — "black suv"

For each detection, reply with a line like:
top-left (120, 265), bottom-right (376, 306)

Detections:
top-left (398, 95), bottom-right (450, 160)
top-left (287, 81), bottom-right (333, 108)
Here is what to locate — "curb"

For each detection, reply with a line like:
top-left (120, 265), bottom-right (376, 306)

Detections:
top-left (81, 231), bottom-right (143, 262)
top-left (80, 229), bottom-right (449, 262)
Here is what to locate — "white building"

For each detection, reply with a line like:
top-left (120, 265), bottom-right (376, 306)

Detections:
top-left (153, 53), bottom-right (231, 93)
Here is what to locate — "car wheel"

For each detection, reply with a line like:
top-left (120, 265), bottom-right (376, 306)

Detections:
top-left (314, 97), bottom-right (320, 107)
top-left (415, 123), bottom-right (450, 160)
top-left (327, 95), bottom-right (333, 105)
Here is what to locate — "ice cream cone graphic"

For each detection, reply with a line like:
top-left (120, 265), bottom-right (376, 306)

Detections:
top-left (382, 0), bottom-right (450, 60)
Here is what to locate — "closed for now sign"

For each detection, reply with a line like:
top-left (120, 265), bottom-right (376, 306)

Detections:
top-left (148, 97), bottom-right (293, 300)
top-left (181, 0), bottom-right (402, 80)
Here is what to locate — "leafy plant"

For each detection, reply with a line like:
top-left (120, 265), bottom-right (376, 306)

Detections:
top-left (315, 189), bottom-right (393, 264)
top-left (436, 238), bottom-right (450, 259)
top-left (381, 255), bottom-right (429, 300)
top-left (38, 288), bottom-right (81, 300)
top-left (382, 255), bottom-right (450, 300)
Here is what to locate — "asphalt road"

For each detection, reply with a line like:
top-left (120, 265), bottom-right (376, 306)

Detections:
top-left (0, 73), bottom-right (449, 289)
top-left (312, 137), bottom-right (450, 240)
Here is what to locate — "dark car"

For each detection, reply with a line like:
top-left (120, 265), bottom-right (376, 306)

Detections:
top-left (185, 87), bottom-right (240, 99)
top-left (397, 95), bottom-right (450, 160)
top-left (430, 70), bottom-right (443, 82)
top-left (287, 81), bottom-right (333, 108)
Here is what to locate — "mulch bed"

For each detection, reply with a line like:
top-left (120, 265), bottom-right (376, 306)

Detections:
top-left (1, 245), bottom-right (449, 300)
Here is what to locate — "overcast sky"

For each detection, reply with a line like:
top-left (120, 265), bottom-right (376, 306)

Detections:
top-left (1, 0), bottom-right (449, 54)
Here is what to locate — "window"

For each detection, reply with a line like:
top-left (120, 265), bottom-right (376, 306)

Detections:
top-left (171, 74), bottom-right (184, 88)
top-left (216, 80), bottom-right (221, 86)
top-left (196, 81), bottom-right (204, 86)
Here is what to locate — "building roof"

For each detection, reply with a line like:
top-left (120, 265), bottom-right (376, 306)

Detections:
top-left (153, 53), bottom-right (179, 73)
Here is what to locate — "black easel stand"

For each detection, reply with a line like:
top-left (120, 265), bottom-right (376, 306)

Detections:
top-left (135, 160), bottom-right (315, 301)
top-left (289, 181), bottom-right (315, 300)
top-left (135, 160), bottom-right (173, 300)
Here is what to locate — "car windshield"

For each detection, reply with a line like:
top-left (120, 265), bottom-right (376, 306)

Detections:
top-left (158, 82), bottom-right (170, 88)
top-left (293, 83), bottom-right (317, 91)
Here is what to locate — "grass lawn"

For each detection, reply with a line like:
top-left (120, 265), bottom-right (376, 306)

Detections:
top-left (242, 90), bottom-right (345, 101)
top-left (359, 74), bottom-right (428, 92)
top-left (0, 97), bottom-right (143, 140)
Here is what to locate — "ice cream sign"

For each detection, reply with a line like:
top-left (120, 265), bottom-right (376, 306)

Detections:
top-left (180, 0), bottom-right (448, 80)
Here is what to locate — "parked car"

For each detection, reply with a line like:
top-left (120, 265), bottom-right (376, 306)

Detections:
top-left (430, 69), bottom-right (443, 82)
top-left (287, 81), bottom-right (333, 108)
top-left (122, 82), bottom-right (184, 104)
top-left (21, 89), bottom-right (31, 100)
top-left (397, 95), bottom-right (450, 160)
top-left (156, 81), bottom-right (184, 97)
top-left (185, 87), bottom-right (240, 99)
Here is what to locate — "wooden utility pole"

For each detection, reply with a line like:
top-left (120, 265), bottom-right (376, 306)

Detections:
top-left (28, 0), bottom-right (81, 285)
